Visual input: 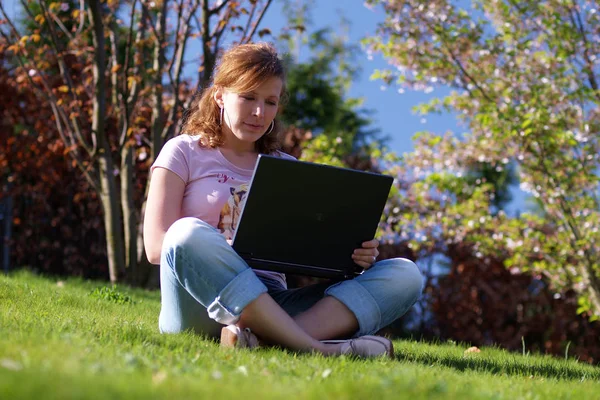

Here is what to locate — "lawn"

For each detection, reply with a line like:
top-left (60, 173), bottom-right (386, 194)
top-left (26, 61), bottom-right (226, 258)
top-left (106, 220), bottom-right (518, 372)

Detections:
top-left (1, 270), bottom-right (599, 399)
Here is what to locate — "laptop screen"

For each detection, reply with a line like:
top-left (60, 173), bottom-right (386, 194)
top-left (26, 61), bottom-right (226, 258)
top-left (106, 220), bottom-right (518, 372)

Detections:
top-left (232, 155), bottom-right (393, 276)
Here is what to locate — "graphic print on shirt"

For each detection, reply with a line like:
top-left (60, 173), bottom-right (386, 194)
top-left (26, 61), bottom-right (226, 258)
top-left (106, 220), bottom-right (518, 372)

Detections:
top-left (217, 183), bottom-right (249, 240)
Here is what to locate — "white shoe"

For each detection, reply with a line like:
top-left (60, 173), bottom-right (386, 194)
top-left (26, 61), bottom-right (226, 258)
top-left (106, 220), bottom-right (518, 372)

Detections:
top-left (322, 335), bottom-right (394, 358)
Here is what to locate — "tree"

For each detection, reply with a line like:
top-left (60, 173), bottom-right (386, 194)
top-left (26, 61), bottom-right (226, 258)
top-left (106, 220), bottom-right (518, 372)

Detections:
top-left (365, 0), bottom-right (600, 319)
top-left (1, 0), bottom-right (273, 283)
top-left (276, 0), bottom-right (385, 168)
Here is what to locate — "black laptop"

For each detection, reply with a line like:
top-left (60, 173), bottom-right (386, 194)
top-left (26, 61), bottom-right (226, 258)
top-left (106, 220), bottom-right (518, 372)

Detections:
top-left (231, 155), bottom-right (394, 279)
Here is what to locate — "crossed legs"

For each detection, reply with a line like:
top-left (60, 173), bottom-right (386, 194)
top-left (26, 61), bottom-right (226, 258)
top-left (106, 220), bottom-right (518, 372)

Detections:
top-left (158, 217), bottom-right (423, 355)
top-left (236, 293), bottom-right (352, 355)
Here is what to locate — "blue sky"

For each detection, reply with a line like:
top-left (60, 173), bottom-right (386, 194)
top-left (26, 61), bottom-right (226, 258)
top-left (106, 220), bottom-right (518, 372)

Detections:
top-left (261, 0), bottom-right (460, 157)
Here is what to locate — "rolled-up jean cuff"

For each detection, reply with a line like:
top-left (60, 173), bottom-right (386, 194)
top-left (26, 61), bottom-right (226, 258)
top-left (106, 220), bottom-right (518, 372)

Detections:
top-left (325, 279), bottom-right (382, 337)
top-left (206, 268), bottom-right (268, 325)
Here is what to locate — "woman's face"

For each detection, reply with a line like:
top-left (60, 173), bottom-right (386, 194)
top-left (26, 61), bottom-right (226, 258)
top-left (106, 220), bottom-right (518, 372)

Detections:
top-left (215, 76), bottom-right (283, 149)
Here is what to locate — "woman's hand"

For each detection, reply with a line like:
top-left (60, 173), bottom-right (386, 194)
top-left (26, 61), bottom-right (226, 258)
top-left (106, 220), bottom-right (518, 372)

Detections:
top-left (351, 239), bottom-right (380, 270)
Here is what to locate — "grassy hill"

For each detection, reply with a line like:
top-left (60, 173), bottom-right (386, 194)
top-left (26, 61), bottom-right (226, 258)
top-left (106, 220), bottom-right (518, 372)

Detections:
top-left (1, 270), bottom-right (599, 399)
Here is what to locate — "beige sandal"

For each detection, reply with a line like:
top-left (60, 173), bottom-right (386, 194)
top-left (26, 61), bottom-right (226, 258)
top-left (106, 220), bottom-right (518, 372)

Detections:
top-left (220, 325), bottom-right (260, 349)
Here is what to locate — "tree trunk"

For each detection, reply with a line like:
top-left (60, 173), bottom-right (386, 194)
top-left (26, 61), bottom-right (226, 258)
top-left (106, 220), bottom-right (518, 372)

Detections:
top-left (98, 155), bottom-right (126, 283)
top-left (132, 174), bottom-right (159, 287)
top-left (2, 195), bottom-right (13, 273)
top-left (135, 243), bottom-right (159, 289)
top-left (121, 144), bottom-right (137, 280)
top-left (88, 0), bottom-right (125, 283)
top-left (151, 6), bottom-right (166, 161)
top-left (125, 3), bottom-right (169, 288)
top-left (580, 261), bottom-right (600, 318)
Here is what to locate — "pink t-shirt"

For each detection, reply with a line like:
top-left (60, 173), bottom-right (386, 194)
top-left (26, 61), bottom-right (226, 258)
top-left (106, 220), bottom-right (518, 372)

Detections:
top-left (152, 134), bottom-right (294, 288)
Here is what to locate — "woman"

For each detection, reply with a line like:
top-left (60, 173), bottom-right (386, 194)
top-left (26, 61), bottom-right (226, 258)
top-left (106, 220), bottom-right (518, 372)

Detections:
top-left (143, 42), bottom-right (423, 358)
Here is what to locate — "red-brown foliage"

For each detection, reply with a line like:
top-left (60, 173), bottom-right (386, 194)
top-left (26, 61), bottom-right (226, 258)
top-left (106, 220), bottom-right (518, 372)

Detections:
top-left (427, 243), bottom-right (600, 364)
top-left (1, 50), bottom-right (108, 279)
top-left (379, 240), bottom-right (600, 365)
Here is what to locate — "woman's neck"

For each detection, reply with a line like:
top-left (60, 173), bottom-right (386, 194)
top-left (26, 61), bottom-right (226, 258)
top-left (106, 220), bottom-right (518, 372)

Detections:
top-left (220, 128), bottom-right (257, 154)
top-left (220, 142), bottom-right (256, 156)
top-left (219, 146), bottom-right (258, 170)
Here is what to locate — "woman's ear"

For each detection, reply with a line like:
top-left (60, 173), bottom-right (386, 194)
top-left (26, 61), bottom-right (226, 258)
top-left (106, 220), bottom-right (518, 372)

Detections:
top-left (213, 87), bottom-right (224, 109)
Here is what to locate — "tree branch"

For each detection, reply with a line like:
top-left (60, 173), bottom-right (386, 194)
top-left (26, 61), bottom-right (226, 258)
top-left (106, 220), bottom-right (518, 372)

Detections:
top-left (210, 0), bottom-right (230, 15)
top-left (48, 102), bottom-right (101, 192)
top-left (76, 0), bottom-right (86, 35)
top-left (120, 0), bottom-right (144, 149)
top-left (125, 2), bottom-right (145, 108)
top-left (87, 0), bottom-right (108, 157)
top-left (122, 0), bottom-right (138, 92)
top-left (36, 0), bottom-right (95, 155)
top-left (46, 6), bottom-right (75, 41)
top-left (162, 0), bottom-right (201, 142)
top-left (140, 1), bottom-right (177, 89)
top-left (240, 0), bottom-right (257, 40)
top-left (421, 16), bottom-right (494, 104)
top-left (530, 140), bottom-right (600, 315)
top-left (148, 0), bottom-right (169, 159)
top-left (109, 22), bottom-right (119, 108)
top-left (211, 11), bottom-right (229, 58)
top-left (199, 0), bottom-right (216, 90)
top-left (166, 0), bottom-right (186, 75)
top-left (18, 0), bottom-right (40, 28)
top-left (241, 0), bottom-right (272, 43)
top-left (505, 0), bottom-right (554, 39)
top-left (569, 0), bottom-right (600, 103)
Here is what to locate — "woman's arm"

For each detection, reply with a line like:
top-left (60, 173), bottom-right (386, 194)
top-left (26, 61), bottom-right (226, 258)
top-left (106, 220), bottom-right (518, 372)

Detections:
top-left (143, 168), bottom-right (186, 264)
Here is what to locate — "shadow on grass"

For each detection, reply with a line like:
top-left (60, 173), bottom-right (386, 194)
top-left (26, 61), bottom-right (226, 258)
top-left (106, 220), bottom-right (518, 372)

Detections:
top-left (395, 349), bottom-right (600, 381)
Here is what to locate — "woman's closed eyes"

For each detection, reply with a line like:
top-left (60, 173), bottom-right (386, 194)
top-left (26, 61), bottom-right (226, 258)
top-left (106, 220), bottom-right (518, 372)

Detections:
top-left (240, 94), bottom-right (278, 106)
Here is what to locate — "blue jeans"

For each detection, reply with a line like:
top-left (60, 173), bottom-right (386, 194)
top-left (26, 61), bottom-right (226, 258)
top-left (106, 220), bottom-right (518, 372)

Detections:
top-left (159, 217), bottom-right (423, 338)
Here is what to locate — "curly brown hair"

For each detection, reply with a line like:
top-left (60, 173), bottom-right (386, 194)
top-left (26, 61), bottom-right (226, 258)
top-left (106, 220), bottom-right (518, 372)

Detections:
top-left (181, 42), bottom-right (287, 154)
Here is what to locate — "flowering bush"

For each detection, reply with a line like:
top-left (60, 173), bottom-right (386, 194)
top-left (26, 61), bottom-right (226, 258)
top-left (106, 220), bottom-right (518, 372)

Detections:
top-left (366, 0), bottom-right (600, 319)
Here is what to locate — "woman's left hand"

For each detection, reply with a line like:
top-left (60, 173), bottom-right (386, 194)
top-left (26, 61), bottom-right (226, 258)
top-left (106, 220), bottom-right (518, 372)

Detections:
top-left (351, 239), bottom-right (380, 270)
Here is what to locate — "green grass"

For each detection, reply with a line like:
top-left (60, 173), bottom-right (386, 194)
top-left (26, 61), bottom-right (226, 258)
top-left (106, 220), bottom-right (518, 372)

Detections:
top-left (1, 271), bottom-right (599, 399)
